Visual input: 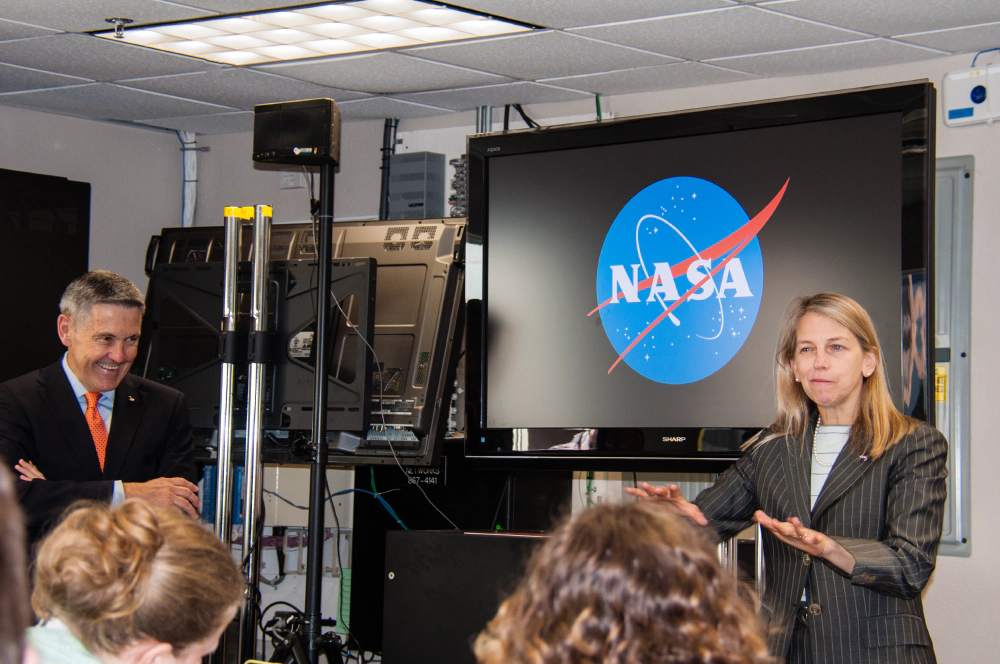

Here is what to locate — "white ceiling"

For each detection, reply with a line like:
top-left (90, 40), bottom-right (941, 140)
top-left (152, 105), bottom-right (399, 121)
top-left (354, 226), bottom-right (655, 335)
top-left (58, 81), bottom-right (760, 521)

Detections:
top-left (0, 0), bottom-right (997, 134)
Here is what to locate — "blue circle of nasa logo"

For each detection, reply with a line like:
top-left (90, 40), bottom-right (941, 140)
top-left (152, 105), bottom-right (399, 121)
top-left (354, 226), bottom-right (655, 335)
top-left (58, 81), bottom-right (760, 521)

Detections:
top-left (593, 176), bottom-right (767, 384)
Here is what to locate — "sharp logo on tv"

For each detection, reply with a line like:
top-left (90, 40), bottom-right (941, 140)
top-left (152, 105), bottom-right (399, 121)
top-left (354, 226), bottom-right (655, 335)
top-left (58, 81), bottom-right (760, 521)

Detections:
top-left (590, 176), bottom-right (789, 384)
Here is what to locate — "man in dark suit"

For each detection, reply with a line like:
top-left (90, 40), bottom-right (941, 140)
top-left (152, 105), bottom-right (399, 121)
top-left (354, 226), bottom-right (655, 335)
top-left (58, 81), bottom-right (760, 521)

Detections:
top-left (0, 270), bottom-right (199, 544)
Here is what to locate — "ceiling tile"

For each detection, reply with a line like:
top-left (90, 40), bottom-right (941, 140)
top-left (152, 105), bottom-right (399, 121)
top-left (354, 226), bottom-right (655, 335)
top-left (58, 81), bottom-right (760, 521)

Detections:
top-left (897, 22), bottom-right (1000, 56)
top-left (169, 0), bottom-right (305, 11)
top-left (256, 52), bottom-right (510, 93)
top-left (443, 0), bottom-right (735, 29)
top-left (766, 0), bottom-right (1000, 37)
top-left (138, 110), bottom-right (254, 134)
top-left (406, 30), bottom-right (677, 80)
top-left (0, 63), bottom-right (91, 93)
top-left (398, 81), bottom-right (590, 110)
top-left (542, 61), bottom-right (758, 95)
top-left (571, 6), bottom-right (866, 60)
top-left (0, 34), bottom-right (216, 82)
top-left (0, 17), bottom-right (59, 41)
top-left (0, 0), bottom-right (214, 32)
top-left (336, 96), bottom-right (453, 120)
top-left (119, 69), bottom-right (370, 110)
top-left (0, 83), bottom-right (235, 121)
top-left (709, 39), bottom-right (944, 77)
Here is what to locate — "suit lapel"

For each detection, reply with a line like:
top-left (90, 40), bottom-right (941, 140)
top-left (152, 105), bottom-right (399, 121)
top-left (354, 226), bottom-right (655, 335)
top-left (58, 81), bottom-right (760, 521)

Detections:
top-left (103, 375), bottom-right (147, 479)
top-left (811, 429), bottom-right (873, 522)
top-left (779, 424), bottom-right (813, 528)
top-left (37, 362), bottom-right (103, 477)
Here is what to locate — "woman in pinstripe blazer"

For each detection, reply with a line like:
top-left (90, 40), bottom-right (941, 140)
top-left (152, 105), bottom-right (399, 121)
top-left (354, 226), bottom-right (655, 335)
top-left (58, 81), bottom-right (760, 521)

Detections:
top-left (628, 293), bottom-right (947, 663)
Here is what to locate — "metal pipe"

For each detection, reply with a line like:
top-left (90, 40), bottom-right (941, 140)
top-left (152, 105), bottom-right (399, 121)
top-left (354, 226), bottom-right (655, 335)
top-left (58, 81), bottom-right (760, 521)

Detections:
top-left (378, 118), bottom-right (396, 220)
top-left (238, 204), bottom-right (271, 663)
top-left (305, 163), bottom-right (335, 664)
top-left (215, 207), bottom-right (246, 546)
top-left (476, 105), bottom-right (493, 134)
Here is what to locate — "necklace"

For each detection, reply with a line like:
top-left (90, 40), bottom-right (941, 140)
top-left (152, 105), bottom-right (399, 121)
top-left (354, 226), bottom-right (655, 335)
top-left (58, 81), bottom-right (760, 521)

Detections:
top-left (812, 416), bottom-right (836, 467)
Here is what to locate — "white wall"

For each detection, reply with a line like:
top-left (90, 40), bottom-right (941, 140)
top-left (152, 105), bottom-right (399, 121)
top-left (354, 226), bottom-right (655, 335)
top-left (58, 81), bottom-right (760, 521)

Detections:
top-left (0, 105), bottom-right (183, 290)
top-left (391, 51), bottom-right (996, 661)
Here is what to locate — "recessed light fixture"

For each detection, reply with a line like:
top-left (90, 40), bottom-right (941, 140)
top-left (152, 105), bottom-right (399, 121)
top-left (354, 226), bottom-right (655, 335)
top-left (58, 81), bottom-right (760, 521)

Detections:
top-left (94, 0), bottom-right (533, 65)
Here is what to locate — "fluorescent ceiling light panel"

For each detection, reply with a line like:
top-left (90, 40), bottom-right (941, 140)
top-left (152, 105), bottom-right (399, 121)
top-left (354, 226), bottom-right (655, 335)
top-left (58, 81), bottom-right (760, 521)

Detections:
top-left (95, 1), bottom-right (533, 65)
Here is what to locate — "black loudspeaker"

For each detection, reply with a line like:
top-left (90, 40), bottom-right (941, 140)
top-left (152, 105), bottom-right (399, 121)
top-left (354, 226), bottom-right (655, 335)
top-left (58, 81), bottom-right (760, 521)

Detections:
top-left (253, 98), bottom-right (340, 166)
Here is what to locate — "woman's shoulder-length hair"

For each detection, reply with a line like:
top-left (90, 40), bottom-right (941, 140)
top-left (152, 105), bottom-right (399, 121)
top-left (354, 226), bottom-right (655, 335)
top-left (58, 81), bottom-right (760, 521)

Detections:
top-left (752, 292), bottom-right (918, 459)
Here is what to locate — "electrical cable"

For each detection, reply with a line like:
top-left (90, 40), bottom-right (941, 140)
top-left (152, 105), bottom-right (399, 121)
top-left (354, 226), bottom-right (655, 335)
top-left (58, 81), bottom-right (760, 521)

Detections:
top-left (512, 103), bottom-right (540, 129)
top-left (326, 286), bottom-right (461, 530)
top-left (503, 104), bottom-right (510, 131)
top-left (971, 47), bottom-right (1000, 67)
top-left (325, 473), bottom-right (366, 660)
top-left (259, 599), bottom-right (305, 662)
top-left (490, 472), bottom-right (512, 530)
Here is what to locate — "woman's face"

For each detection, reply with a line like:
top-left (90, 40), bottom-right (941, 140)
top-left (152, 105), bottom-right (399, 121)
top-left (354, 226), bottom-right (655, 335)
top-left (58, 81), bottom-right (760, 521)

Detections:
top-left (789, 312), bottom-right (877, 425)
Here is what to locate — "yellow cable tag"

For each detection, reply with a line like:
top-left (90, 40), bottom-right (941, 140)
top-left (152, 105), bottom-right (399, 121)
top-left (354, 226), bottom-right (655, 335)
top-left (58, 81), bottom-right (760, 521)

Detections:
top-left (934, 365), bottom-right (947, 402)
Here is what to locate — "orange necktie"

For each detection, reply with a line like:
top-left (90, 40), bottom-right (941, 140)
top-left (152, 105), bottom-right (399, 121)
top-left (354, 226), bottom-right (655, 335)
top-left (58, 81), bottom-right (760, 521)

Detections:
top-left (84, 391), bottom-right (108, 471)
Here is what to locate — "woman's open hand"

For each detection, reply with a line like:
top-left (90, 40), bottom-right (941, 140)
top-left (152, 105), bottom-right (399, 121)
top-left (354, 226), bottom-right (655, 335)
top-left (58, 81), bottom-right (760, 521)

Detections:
top-left (754, 511), bottom-right (855, 574)
top-left (625, 482), bottom-right (709, 526)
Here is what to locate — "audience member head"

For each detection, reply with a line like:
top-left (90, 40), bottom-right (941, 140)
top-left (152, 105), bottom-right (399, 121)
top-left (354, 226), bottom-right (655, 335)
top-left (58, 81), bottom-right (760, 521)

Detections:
top-left (56, 270), bottom-right (145, 394)
top-left (32, 499), bottom-right (243, 664)
top-left (475, 502), bottom-right (769, 664)
top-left (0, 465), bottom-right (32, 664)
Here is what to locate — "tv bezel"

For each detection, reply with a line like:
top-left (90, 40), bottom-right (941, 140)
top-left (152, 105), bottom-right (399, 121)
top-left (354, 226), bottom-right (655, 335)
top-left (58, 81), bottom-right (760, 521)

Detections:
top-left (465, 82), bottom-right (936, 472)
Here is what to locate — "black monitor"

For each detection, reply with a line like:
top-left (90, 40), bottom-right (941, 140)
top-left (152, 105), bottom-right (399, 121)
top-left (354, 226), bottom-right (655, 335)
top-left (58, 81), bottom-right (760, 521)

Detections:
top-left (465, 82), bottom-right (935, 471)
top-left (136, 218), bottom-right (465, 467)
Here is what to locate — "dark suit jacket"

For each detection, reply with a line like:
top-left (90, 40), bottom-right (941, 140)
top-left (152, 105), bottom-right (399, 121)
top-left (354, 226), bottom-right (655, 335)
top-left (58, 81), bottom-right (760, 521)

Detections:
top-left (695, 422), bottom-right (947, 664)
top-left (0, 361), bottom-right (196, 543)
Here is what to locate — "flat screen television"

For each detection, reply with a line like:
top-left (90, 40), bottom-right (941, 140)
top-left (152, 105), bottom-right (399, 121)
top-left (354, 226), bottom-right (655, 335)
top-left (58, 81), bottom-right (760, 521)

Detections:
top-left (465, 82), bottom-right (935, 471)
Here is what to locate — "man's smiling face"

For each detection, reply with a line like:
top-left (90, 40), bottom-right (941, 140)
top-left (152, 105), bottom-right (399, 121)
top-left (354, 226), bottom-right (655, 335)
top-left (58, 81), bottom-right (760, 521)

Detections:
top-left (58, 303), bottom-right (142, 393)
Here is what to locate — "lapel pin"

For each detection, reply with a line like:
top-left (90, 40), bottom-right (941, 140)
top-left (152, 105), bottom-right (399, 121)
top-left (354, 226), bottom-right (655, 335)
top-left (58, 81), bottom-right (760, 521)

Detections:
top-left (859, 454), bottom-right (868, 461)
top-left (128, 396), bottom-right (135, 402)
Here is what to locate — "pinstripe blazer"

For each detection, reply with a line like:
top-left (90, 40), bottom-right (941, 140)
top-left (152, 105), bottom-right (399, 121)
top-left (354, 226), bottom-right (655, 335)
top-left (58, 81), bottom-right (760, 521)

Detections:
top-left (694, 422), bottom-right (947, 664)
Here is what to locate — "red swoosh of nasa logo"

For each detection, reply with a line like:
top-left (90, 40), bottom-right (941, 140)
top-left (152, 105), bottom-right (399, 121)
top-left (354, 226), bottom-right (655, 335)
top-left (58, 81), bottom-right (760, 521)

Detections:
top-left (591, 178), bottom-right (789, 374)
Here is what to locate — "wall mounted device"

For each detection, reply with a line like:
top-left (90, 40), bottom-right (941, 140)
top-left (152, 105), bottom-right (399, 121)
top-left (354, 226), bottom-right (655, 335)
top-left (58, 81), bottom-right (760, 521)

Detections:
top-left (943, 65), bottom-right (1000, 126)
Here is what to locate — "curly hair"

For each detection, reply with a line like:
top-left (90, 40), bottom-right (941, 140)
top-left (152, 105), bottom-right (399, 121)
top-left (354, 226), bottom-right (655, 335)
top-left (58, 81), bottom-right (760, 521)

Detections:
top-left (474, 503), bottom-right (770, 664)
top-left (32, 499), bottom-right (244, 657)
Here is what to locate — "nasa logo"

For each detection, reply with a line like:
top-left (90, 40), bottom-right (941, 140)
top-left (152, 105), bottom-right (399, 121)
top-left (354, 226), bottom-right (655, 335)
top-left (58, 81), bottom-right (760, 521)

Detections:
top-left (591, 176), bottom-right (788, 384)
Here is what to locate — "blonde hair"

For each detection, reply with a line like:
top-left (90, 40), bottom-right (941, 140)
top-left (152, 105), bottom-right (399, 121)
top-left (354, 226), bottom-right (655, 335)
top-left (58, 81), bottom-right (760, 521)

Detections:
top-left (762, 292), bottom-right (916, 459)
top-left (0, 465), bottom-right (29, 664)
top-left (32, 500), bottom-right (243, 657)
top-left (474, 503), bottom-right (770, 664)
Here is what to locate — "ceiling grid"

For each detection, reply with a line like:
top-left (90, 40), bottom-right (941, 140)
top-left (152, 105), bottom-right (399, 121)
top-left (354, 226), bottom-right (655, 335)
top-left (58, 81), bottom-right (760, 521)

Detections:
top-left (0, 0), bottom-right (995, 133)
